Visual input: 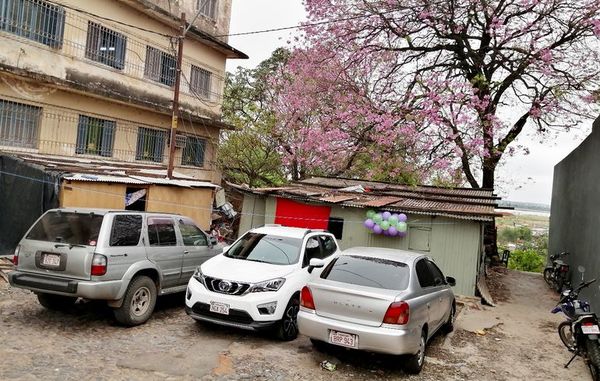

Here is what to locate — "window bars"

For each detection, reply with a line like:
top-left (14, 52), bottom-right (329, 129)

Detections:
top-left (144, 46), bottom-right (176, 87)
top-left (85, 21), bottom-right (127, 70)
top-left (181, 136), bottom-right (205, 167)
top-left (190, 65), bottom-right (212, 100)
top-left (0, 99), bottom-right (41, 148)
top-left (136, 126), bottom-right (167, 162)
top-left (0, 0), bottom-right (65, 48)
top-left (198, 0), bottom-right (217, 20)
top-left (75, 115), bottom-right (115, 157)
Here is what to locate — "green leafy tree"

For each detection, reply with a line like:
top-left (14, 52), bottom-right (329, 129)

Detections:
top-left (508, 249), bottom-right (545, 273)
top-left (218, 49), bottom-right (290, 187)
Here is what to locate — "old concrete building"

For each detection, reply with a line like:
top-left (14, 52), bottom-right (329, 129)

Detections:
top-left (0, 0), bottom-right (246, 254)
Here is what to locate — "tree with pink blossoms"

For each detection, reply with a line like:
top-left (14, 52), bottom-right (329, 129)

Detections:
top-left (279, 0), bottom-right (600, 189)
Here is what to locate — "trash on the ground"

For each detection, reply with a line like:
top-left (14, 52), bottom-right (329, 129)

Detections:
top-left (476, 329), bottom-right (487, 336)
top-left (494, 338), bottom-right (501, 341)
top-left (320, 360), bottom-right (337, 371)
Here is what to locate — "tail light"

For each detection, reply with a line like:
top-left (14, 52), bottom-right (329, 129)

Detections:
top-left (583, 321), bottom-right (595, 326)
top-left (12, 245), bottom-right (20, 266)
top-left (300, 286), bottom-right (315, 310)
top-left (383, 301), bottom-right (410, 325)
top-left (560, 265), bottom-right (569, 272)
top-left (91, 254), bottom-right (107, 276)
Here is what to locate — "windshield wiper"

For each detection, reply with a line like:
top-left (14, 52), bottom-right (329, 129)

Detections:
top-left (245, 258), bottom-right (271, 264)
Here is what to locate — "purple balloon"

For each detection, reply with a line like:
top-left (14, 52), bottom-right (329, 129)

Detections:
top-left (398, 213), bottom-right (407, 222)
top-left (363, 219), bottom-right (375, 229)
top-left (373, 225), bottom-right (383, 234)
top-left (383, 229), bottom-right (390, 236)
top-left (382, 211), bottom-right (392, 221)
top-left (388, 226), bottom-right (398, 236)
top-left (398, 231), bottom-right (407, 238)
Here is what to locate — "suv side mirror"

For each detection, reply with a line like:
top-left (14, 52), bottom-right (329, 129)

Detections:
top-left (308, 258), bottom-right (325, 274)
top-left (208, 235), bottom-right (218, 247)
top-left (446, 276), bottom-right (456, 287)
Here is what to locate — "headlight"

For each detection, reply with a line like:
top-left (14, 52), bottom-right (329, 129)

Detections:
top-left (249, 278), bottom-right (286, 293)
top-left (192, 267), bottom-right (206, 286)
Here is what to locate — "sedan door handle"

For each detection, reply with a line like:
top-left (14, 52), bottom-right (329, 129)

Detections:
top-left (184, 250), bottom-right (189, 254)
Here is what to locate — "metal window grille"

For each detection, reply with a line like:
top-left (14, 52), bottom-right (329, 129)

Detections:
top-left (136, 126), bottom-right (166, 162)
top-left (0, 99), bottom-right (41, 148)
top-left (85, 21), bottom-right (127, 70)
top-left (0, 0), bottom-right (64, 48)
top-left (181, 136), bottom-right (205, 167)
top-left (144, 46), bottom-right (176, 87)
top-left (190, 65), bottom-right (212, 99)
top-left (198, 0), bottom-right (217, 19)
top-left (75, 115), bottom-right (115, 157)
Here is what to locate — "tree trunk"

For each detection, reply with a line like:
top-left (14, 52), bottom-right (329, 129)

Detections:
top-left (481, 159), bottom-right (496, 189)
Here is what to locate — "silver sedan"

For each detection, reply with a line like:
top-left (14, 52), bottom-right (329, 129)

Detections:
top-left (298, 247), bottom-right (456, 374)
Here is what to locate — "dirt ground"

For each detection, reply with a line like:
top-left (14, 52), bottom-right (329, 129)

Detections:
top-left (0, 268), bottom-right (591, 380)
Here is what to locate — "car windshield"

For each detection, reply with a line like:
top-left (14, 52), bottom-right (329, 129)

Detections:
top-left (224, 232), bottom-right (301, 265)
top-left (26, 211), bottom-right (104, 246)
top-left (321, 255), bottom-right (410, 290)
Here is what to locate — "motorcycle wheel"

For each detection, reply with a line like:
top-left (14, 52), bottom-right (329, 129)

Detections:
top-left (586, 339), bottom-right (600, 381)
top-left (554, 277), bottom-right (564, 293)
top-left (543, 268), bottom-right (554, 286)
top-left (558, 321), bottom-right (576, 352)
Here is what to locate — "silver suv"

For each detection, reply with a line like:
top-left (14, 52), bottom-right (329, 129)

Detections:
top-left (9, 208), bottom-right (220, 326)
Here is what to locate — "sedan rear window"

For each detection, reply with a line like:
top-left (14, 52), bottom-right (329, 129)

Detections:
top-left (321, 255), bottom-right (410, 290)
top-left (26, 211), bottom-right (104, 246)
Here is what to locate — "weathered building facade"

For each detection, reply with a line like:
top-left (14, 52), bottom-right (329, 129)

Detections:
top-left (0, 0), bottom-right (246, 254)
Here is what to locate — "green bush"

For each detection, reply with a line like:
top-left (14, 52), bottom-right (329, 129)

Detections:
top-left (507, 249), bottom-right (545, 273)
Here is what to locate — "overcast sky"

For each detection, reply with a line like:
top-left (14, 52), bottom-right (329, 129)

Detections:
top-left (226, 0), bottom-right (593, 205)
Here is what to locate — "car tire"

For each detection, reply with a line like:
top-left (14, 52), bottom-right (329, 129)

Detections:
top-left (276, 297), bottom-right (300, 341)
top-left (442, 303), bottom-right (455, 333)
top-left (37, 293), bottom-right (77, 310)
top-left (113, 276), bottom-right (157, 326)
top-left (404, 330), bottom-right (427, 374)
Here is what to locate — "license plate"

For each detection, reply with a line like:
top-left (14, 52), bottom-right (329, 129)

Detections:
top-left (41, 253), bottom-right (61, 267)
top-left (582, 325), bottom-right (600, 335)
top-left (209, 301), bottom-right (229, 315)
top-left (329, 330), bottom-right (358, 348)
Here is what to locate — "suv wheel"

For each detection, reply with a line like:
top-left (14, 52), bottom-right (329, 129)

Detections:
top-left (37, 293), bottom-right (77, 310)
top-left (113, 275), bottom-right (157, 326)
top-left (276, 297), bottom-right (299, 341)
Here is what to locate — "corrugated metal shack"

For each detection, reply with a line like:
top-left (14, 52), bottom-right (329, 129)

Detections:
top-left (0, 152), bottom-right (218, 255)
top-left (233, 177), bottom-right (502, 297)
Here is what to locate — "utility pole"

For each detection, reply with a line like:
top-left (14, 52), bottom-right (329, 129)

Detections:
top-left (167, 12), bottom-right (186, 179)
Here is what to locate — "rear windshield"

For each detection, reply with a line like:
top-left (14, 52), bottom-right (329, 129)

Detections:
top-left (320, 255), bottom-right (410, 290)
top-left (26, 211), bottom-right (104, 246)
top-left (224, 232), bottom-right (301, 265)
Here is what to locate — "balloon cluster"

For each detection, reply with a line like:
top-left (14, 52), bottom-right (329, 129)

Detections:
top-left (363, 210), bottom-right (408, 237)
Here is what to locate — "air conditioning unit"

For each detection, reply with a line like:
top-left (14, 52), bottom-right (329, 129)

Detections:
top-left (174, 134), bottom-right (187, 148)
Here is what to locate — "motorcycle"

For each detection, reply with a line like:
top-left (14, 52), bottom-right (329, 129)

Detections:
top-left (544, 251), bottom-right (571, 292)
top-left (551, 265), bottom-right (600, 380)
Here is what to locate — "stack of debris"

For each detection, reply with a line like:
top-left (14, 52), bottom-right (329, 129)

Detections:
top-left (0, 257), bottom-right (14, 283)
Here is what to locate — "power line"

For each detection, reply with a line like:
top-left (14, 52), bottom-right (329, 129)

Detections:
top-left (44, 0), bottom-right (174, 38)
top-left (214, 9), bottom-right (397, 38)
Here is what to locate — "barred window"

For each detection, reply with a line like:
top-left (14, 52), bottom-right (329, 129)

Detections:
top-left (75, 115), bottom-right (115, 157)
top-left (182, 136), bottom-right (205, 167)
top-left (144, 46), bottom-right (176, 87)
top-left (198, 0), bottom-right (217, 19)
top-left (85, 21), bottom-right (127, 70)
top-left (190, 65), bottom-right (211, 99)
top-left (0, 0), bottom-right (65, 48)
top-left (136, 127), bottom-right (166, 163)
top-left (0, 99), bottom-right (41, 148)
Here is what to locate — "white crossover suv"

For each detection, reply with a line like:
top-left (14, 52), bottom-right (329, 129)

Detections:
top-left (185, 225), bottom-right (340, 340)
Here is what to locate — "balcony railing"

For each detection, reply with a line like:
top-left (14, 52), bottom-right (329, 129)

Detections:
top-left (0, 0), bottom-right (225, 105)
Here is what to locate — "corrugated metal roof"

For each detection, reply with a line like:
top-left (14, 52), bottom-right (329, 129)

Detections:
top-left (6, 152), bottom-right (219, 188)
top-left (63, 174), bottom-right (148, 184)
top-left (235, 177), bottom-right (502, 222)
